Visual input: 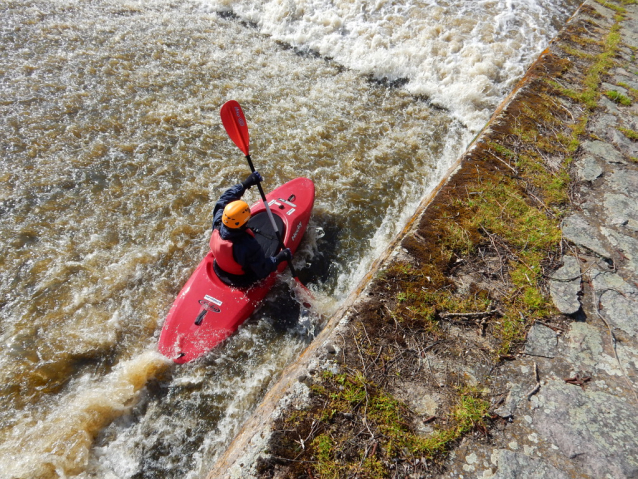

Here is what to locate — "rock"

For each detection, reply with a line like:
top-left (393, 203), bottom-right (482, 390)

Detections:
top-left (612, 67), bottom-right (631, 77)
top-left (623, 15), bottom-right (638, 48)
top-left (392, 381), bottom-right (440, 416)
top-left (611, 128), bottom-right (638, 157)
top-left (601, 227), bottom-right (638, 272)
top-left (486, 449), bottom-right (570, 479)
top-left (604, 193), bottom-right (638, 231)
top-left (561, 214), bottom-right (611, 259)
top-left (565, 321), bottom-right (626, 376)
top-left (533, 381), bottom-right (638, 479)
top-left (617, 77), bottom-right (638, 90)
top-left (525, 323), bottom-right (558, 358)
top-left (576, 156), bottom-right (604, 181)
top-left (588, 113), bottom-right (619, 140)
top-left (602, 81), bottom-right (629, 96)
top-left (566, 322), bottom-right (605, 371)
top-left (581, 140), bottom-right (626, 164)
top-left (276, 381), bottom-right (311, 412)
top-left (590, 269), bottom-right (638, 337)
top-left (589, 0), bottom-right (617, 19)
top-left (549, 255), bottom-right (581, 314)
top-left (599, 96), bottom-right (623, 116)
top-left (607, 168), bottom-right (638, 197)
top-left (494, 383), bottom-right (524, 419)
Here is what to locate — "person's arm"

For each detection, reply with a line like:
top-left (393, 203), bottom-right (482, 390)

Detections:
top-left (212, 183), bottom-right (245, 230)
top-left (235, 239), bottom-right (291, 280)
top-left (211, 172), bottom-right (263, 230)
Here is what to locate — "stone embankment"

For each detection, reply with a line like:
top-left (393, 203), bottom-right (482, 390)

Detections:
top-left (209, 1), bottom-right (638, 477)
top-left (443, 2), bottom-right (638, 477)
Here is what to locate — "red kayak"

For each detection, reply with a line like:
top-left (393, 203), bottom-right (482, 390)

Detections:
top-left (158, 177), bottom-right (315, 363)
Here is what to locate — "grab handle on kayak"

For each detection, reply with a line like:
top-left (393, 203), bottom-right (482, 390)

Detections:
top-left (195, 300), bottom-right (221, 326)
top-left (195, 310), bottom-right (206, 326)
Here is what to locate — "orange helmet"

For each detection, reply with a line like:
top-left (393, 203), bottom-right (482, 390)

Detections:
top-left (222, 200), bottom-right (251, 229)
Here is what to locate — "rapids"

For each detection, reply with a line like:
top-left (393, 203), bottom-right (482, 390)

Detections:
top-left (0, 0), bottom-right (580, 477)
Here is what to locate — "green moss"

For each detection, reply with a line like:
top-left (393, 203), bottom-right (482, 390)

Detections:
top-left (495, 309), bottom-right (528, 355)
top-left (619, 127), bottom-right (638, 140)
top-left (550, 21), bottom-right (622, 108)
top-left (450, 390), bottom-right (491, 434)
top-left (618, 82), bottom-right (638, 100)
top-left (560, 44), bottom-right (597, 60)
top-left (292, 374), bottom-right (490, 477)
top-left (569, 116), bottom-right (589, 151)
top-left (605, 90), bottom-right (632, 105)
top-left (546, 170), bottom-right (571, 204)
top-left (546, 79), bottom-right (583, 103)
top-left (465, 180), bottom-right (561, 250)
top-left (522, 286), bottom-right (546, 311)
top-left (360, 456), bottom-right (386, 477)
top-left (489, 142), bottom-right (517, 159)
top-left (313, 434), bottom-right (339, 478)
top-left (594, 0), bottom-right (626, 13)
top-left (402, 286), bottom-right (490, 321)
top-left (440, 221), bottom-right (475, 256)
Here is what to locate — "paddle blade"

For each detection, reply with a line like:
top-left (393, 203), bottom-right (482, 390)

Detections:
top-left (220, 100), bottom-right (250, 156)
top-left (294, 278), bottom-right (314, 309)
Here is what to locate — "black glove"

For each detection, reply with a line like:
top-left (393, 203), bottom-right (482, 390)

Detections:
top-left (275, 248), bottom-right (292, 264)
top-left (242, 171), bottom-right (263, 189)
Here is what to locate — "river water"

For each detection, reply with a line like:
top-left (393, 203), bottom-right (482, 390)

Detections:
top-left (0, 0), bottom-right (579, 477)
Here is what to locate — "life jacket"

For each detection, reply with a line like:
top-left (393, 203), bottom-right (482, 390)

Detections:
top-left (209, 228), bottom-right (255, 276)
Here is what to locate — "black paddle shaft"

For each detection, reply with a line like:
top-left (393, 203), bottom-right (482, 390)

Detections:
top-left (245, 154), bottom-right (299, 278)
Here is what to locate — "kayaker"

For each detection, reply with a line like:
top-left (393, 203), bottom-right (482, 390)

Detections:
top-left (211, 171), bottom-right (292, 287)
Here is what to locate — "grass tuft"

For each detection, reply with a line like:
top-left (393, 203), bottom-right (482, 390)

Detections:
top-left (605, 90), bottom-right (632, 105)
top-left (619, 127), bottom-right (638, 140)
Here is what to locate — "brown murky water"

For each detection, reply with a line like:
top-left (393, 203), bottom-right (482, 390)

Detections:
top-left (0, 0), bottom-right (580, 476)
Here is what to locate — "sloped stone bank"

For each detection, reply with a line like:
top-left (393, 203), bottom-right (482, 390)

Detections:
top-left (209, 1), bottom-right (638, 477)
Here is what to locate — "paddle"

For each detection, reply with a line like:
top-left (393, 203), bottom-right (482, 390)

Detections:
top-left (220, 100), bottom-right (309, 297)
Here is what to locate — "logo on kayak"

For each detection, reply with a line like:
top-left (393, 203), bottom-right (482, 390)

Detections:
top-left (195, 299), bottom-right (221, 326)
top-left (204, 295), bottom-right (223, 306)
top-left (291, 221), bottom-right (303, 242)
top-left (277, 197), bottom-right (297, 208)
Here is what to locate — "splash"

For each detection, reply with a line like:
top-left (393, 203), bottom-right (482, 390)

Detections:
top-left (0, 352), bottom-right (170, 479)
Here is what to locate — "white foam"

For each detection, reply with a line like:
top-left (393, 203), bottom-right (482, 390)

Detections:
top-left (201, 0), bottom-right (579, 131)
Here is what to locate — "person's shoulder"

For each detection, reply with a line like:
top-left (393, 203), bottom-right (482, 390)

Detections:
top-left (235, 230), bottom-right (261, 250)
top-left (237, 229), bottom-right (258, 243)
top-left (222, 226), bottom-right (251, 241)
